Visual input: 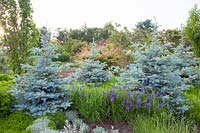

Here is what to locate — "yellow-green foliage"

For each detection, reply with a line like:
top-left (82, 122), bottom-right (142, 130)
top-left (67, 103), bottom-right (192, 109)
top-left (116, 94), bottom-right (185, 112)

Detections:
top-left (0, 111), bottom-right (34, 133)
top-left (186, 85), bottom-right (200, 123)
top-left (184, 4), bottom-right (200, 57)
top-left (0, 74), bottom-right (14, 117)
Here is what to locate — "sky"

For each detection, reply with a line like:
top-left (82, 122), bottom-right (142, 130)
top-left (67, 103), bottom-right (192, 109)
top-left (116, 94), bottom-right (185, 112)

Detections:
top-left (31, 0), bottom-right (200, 30)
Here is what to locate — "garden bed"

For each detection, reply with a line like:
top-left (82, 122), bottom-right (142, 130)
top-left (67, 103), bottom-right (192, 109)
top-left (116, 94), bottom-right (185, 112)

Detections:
top-left (87, 119), bottom-right (132, 133)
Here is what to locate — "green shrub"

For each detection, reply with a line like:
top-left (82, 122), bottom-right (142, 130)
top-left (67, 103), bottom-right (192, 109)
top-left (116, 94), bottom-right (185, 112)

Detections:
top-left (56, 38), bottom-right (84, 62)
top-left (0, 75), bottom-right (14, 117)
top-left (48, 120), bottom-right (57, 130)
top-left (0, 111), bottom-right (34, 133)
top-left (56, 52), bottom-right (71, 62)
top-left (47, 111), bottom-right (66, 129)
top-left (0, 74), bottom-right (12, 81)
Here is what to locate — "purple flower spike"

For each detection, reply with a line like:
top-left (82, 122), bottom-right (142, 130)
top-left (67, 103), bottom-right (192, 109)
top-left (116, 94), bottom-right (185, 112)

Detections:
top-left (136, 97), bottom-right (142, 109)
top-left (112, 84), bottom-right (117, 88)
top-left (119, 86), bottom-right (123, 91)
top-left (85, 78), bottom-right (90, 83)
top-left (141, 87), bottom-right (145, 94)
top-left (150, 83), bottom-right (154, 88)
top-left (144, 103), bottom-right (151, 109)
top-left (149, 94), bottom-right (153, 102)
top-left (128, 99), bottom-right (133, 105)
top-left (129, 92), bottom-right (133, 98)
top-left (122, 100), bottom-right (126, 106)
top-left (166, 103), bottom-right (170, 110)
top-left (144, 79), bottom-right (149, 85)
top-left (110, 96), bottom-right (115, 101)
top-left (126, 105), bottom-right (131, 111)
top-left (110, 89), bottom-right (114, 95)
top-left (156, 103), bottom-right (163, 110)
top-left (110, 89), bottom-right (115, 102)
top-left (155, 90), bottom-right (159, 95)
top-left (125, 86), bottom-right (129, 91)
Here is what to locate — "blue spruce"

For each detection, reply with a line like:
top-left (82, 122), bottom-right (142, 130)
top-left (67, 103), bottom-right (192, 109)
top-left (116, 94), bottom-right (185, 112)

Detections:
top-left (119, 34), bottom-right (200, 113)
top-left (11, 28), bottom-right (71, 116)
top-left (76, 42), bottom-right (112, 85)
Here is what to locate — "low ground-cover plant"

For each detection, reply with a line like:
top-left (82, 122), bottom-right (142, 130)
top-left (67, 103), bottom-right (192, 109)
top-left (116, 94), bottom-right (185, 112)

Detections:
top-left (130, 112), bottom-right (196, 133)
top-left (0, 110), bottom-right (34, 133)
top-left (27, 117), bottom-right (58, 133)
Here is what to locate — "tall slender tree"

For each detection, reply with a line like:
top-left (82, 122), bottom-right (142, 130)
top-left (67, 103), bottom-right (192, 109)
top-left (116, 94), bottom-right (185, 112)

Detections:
top-left (0, 0), bottom-right (39, 74)
top-left (184, 4), bottom-right (200, 57)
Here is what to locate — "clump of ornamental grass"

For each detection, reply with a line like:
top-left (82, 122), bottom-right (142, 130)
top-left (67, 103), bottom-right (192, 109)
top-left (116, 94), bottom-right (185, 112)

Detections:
top-left (130, 112), bottom-right (196, 133)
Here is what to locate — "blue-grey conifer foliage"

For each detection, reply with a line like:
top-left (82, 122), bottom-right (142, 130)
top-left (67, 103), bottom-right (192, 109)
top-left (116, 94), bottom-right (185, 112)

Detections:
top-left (76, 42), bottom-right (112, 85)
top-left (77, 59), bottom-right (112, 84)
top-left (10, 28), bottom-right (71, 116)
top-left (119, 34), bottom-right (200, 113)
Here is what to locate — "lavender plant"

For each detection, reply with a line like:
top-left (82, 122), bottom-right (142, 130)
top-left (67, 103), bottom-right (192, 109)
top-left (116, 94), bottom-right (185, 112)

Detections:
top-left (67, 81), bottom-right (166, 122)
top-left (108, 84), bottom-right (168, 115)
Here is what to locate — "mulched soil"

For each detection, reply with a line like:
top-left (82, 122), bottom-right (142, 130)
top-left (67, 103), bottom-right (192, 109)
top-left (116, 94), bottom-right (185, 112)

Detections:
top-left (60, 69), bottom-right (76, 78)
top-left (86, 119), bottom-right (132, 133)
